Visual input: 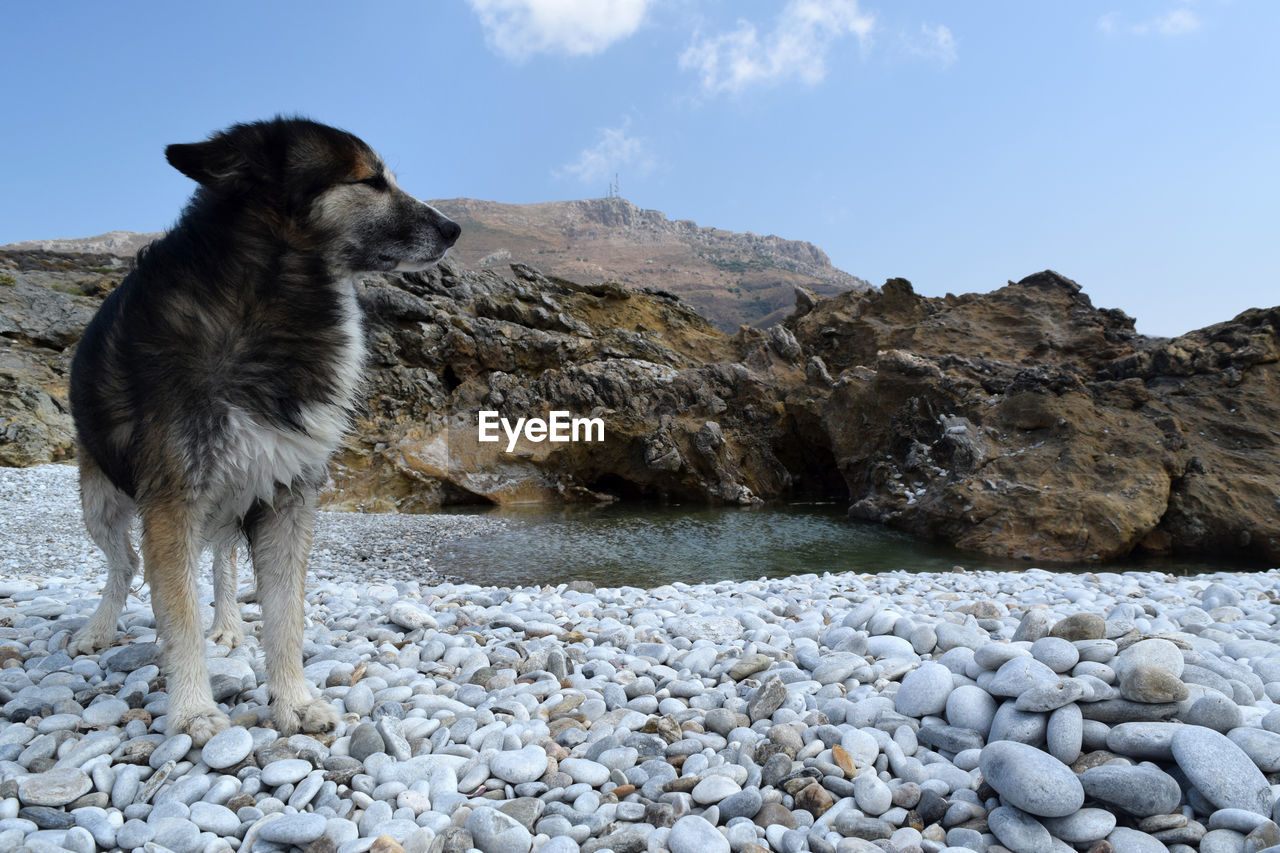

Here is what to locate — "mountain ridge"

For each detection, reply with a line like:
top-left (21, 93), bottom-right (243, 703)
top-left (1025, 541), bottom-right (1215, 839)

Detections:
top-left (0, 197), bottom-right (869, 330)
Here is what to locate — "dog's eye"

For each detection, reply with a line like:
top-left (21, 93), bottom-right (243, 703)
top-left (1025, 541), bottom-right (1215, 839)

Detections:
top-left (357, 174), bottom-right (388, 191)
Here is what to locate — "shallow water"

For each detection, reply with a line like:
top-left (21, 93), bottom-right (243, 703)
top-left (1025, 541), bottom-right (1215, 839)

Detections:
top-left (424, 502), bottom-right (1257, 588)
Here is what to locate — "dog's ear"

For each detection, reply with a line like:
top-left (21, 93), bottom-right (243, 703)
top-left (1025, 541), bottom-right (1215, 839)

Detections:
top-left (165, 137), bottom-right (249, 189)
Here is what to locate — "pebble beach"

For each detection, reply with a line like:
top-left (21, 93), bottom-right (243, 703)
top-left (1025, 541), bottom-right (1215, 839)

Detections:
top-left (3, 466), bottom-right (1280, 853)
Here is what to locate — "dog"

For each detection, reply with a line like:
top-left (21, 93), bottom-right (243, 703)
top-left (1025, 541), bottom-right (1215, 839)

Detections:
top-left (68, 117), bottom-right (459, 743)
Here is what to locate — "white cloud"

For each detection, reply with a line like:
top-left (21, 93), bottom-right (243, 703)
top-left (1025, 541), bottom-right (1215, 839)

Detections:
top-left (1153, 8), bottom-right (1200, 35)
top-left (556, 121), bottom-right (655, 189)
top-left (467, 0), bottom-right (650, 61)
top-left (904, 23), bottom-right (957, 65)
top-left (679, 0), bottom-right (875, 95)
top-left (1098, 6), bottom-right (1201, 37)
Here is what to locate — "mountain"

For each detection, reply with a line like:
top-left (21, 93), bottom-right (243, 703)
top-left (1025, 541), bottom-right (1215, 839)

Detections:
top-left (0, 198), bottom-right (869, 330)
top-left (2, 231), bottom-right (161, 257)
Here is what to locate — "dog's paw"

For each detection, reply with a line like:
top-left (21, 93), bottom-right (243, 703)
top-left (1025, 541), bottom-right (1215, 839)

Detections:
top-left (207, 622), bottom-right (244, 649)
top-left (273, 697), bottom-right (338, 736)
top-left (67, 624), bottom-right (115, 657)
top-left (170, 706), bottom-right (231, 746)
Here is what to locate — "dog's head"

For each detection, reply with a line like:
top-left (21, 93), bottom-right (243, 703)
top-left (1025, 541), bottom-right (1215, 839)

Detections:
top-left (165, 117), bottom-right (460, 273)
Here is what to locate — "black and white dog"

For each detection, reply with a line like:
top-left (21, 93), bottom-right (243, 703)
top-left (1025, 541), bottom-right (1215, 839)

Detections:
top-left (69, 117), bottom-right (459, 742)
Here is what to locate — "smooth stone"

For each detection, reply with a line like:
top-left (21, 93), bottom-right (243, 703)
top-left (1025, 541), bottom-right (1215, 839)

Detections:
top-left (349, 723), bottom-right (386, 762)
top-left (692, 775), bottom-right (741, 805)
top-left (257, 812), bottom-right (328, 845)
top-left (1079, 699), bottom-right (1179, 724)
top-left (21, 805), bottom-right (76, 829)
top-left (345, 684), bottom-right (375, 717)
top-left (1207, 809), bottom-right (1270, 834)
top-left (152, 817), bottom-right (201, 853)
top-left (1171, 726), bottom-right (1274, 816)
top-left (201, 727), bottom-right (253, 770)
top-left (747, 678), bottom-right (788, 722)
top-left (1015, 679), bottom-right (1085, 712)
top-left (1226, 727), bottom-right (1280, 772)
top-left (1041, 808), bottom-right (1118, 844)
top-left (261, 758), bottom-right (313, 787)
top-left (988, 703), bottom-right (1047, 745)
top-left (1049, 613), bottom-right (1106, 642)
top-left (1114, 639), bottom-right (1185, 680)
top-left (1120, 665), bottom-right (1189, 704)
top-left (916, 724), bottom-right (985, 755)
top-left (1081, 764), bottom-right (1182, 817)
top-left (1187, 695), bottom-right (1244, 733)
top-left (189, 802), bottom-right (240, 836)
top-left (100, 643), bottom-right (161, 673)
top-left (1106, 826), bottom-right (1171, 853)
top-left (1199, 828), bottom-right (1248, 853)
top-left (988, 658), bottom-right (1059, 698)
top-left (853, 772), bottom-right (891, 817)
top-left (466, 806), bottom-right (533, 853)
top-left (945, 685), bottom-right (998, 737)
top-left (559, 759), bottom-right (609, 787)
top-left (387, 601), bottom-right (438, 631)
top-left (1030, 638), bottom-right (1080, 673)
top-left (718, 787), bottom-right (763, 821)
top-left (988, 805), bottom-right (1053, 853)
top-left (18, 769), bottom-right (92, 807)
top-left (895, 663), bottom-right (953, 718)
top-left (1012, 611), bottom-right (1055, 643)
top-left (1046, 703), bottom-right (1083, 765)
top-left (669, 814), bottom-right (730, 853)
top-left (81, 698), bottom-right (129, 728)
top-left (979, 740), bottom-right (1083, 818)
top-left (148, 734), bottom-right (193, 769)
top-left (489, 745), bottom-right (548, 785)
top-left (117, 818), bottom-right (154, 849)
top-left (1107, 722), bottom-right (1180, 760)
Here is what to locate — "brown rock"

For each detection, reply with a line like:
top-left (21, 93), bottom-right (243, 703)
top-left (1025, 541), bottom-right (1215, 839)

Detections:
top-left (1119, 665), bottom-right (1189, 704)
top-left (224, 793), bottom-right (256, 812)
top-left (1050, 613), bottom-right (1106, 641)
top-left (369, 836), bottom-right (405, 853)
top-left (754, 802), bottom-right (797, 829)
top-left (795, 783), bottom-right (835, 818)
top-left (831, 744), bottom-right (856, 777)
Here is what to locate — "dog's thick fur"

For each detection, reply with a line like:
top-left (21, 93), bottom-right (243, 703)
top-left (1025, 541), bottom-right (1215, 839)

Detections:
top-left (69, 117), bottom-right (459, 743)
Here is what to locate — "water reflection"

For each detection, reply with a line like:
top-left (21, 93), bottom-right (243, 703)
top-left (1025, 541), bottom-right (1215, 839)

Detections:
top-left (425, 503), bottom-right (1256, 588)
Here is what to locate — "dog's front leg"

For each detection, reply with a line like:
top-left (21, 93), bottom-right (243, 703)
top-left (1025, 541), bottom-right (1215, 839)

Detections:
top-left (246, 482), bottom-right (338, 736)
top-left (142, 497), bottom-right (230, 745)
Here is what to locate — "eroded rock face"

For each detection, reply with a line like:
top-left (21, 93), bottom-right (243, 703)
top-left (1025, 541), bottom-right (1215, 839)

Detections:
top-left (789, 272), bottom-right (1280, 562)
top-left (329, 261), bottom-right (805, 511)
top-left (2, 248), bottom-right (1277, 564)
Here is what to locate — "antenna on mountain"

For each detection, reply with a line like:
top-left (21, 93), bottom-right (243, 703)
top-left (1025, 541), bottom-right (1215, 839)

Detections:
top-left (607, 173), bottom-right (620, 199)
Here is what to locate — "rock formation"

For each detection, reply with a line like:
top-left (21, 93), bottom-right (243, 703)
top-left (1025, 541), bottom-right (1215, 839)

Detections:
top-left (787, 273), bottom-right (1280, 563)
top-left (2, 246), bottom-right (1277, 565)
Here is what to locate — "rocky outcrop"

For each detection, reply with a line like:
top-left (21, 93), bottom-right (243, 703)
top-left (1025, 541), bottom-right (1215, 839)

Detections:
top-left (788, 273), bottom-right (1280, 563)
top-left (1, 246), bottom-right (1277, 565)
top-left (0, 251), bottom-right (123, 466)
top-left (328, 262), bottom-right (804, 511)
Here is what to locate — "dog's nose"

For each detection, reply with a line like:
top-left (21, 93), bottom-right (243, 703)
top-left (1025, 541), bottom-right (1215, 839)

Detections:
top-left (439, 218), bottom-right (461, 247)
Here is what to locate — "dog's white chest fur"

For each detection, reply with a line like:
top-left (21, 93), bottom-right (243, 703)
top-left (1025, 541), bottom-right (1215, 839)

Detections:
top-left (212, 279), bottom-right (364, 520)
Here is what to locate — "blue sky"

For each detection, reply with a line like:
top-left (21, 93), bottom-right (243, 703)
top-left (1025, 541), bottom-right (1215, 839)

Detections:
top-left (2, 1), bottom-right (1276, 336)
